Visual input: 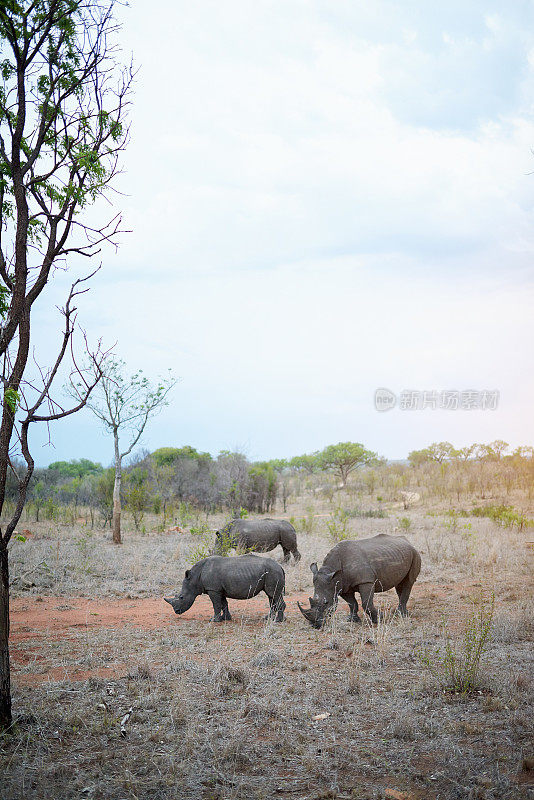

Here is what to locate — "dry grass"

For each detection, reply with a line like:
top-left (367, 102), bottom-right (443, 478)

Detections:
top-left (2, 490), bottom-right (534, 799)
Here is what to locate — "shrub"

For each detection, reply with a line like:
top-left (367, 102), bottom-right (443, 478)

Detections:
top-left (187, 536), bottom-right (212, 565)
top-left (398, 517), bottom-right (411, 531)
top-left (326, 509), bottom-right (350, 542)
top-left (418, 594), bottom-right (495, 693)
top-left (470, 504), bottom-right (532, 530)
top-left (344, 507), bottom-right (388, 519)
top-left (190, 522), bottom-right (211, 537)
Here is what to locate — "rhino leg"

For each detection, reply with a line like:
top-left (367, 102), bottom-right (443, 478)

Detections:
top-left (359, 584), bottom-right (380, 624)
top-left (208, 590), bottom-right (230, 622)
top-left (265, 579), bottom-right (286, 622)
top-left (266, 593), bottom-right (285, 622)
top-left (221, 595), bottom-right (232, 621)
top-left (395, 576), bottom-right (414, 617)
top-left (292, 548), bottom-right (301, 563)
top-left (281, 546), bottom-right (291, 564)
top-left (340, 591), bottom-right (361, 624)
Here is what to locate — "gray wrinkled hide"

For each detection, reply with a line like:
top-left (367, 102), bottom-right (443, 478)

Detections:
top-left (298, 534), bottom-right (421, 628)
top-left (213, 518), bottom-right (301, 563)
top-left (165, 554), bottom-right (286, 622)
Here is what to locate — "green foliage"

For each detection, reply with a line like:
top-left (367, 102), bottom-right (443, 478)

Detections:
top-left (190, 522), bottom-right (211, 537)
top-left (418, 595), bottom-right (495, 693)
top-left (326, 508), bottom-right (350, 542)
top-left (187, 533), bottom-right (214, 565)
top-left (152, 446), bottom-right (212, 467)
top-left (398, 516), bottom-right (411, 531)
top-left (409, 442), bottom-right (455, 466)
top-left (470, 504), bottom-right (532, 530)
top-left (95, 468), bottom-right (114, 526)
top-left (298, 511), bottom-right (315, 534)
top-left (317, 442), bottom-right (378, 485)
top-left (3, 388), bottom-right (19, 412)
top-left (247, 463), bottom-right (277, 514)
top-left (47, 459), bottom-right (103, 478)
top-left (476, 440), bottom-right (509, 461)
top-left (44, 497), bottom-right (59, 520)
top-left (267, 458), bottom-right (288, 473)
top-left (289, 453), bottom-right (320, 474)
top-left (176, 501), bottom-right (196, 526)
top-left (124, 470), bottom-right (151, 531)
top-left (214, 527), bottom-right (235, 557)
top-left (344, 507), bottom-right (387, 519)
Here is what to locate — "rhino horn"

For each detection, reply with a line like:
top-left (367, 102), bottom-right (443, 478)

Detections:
top-left (164, 597), bottom-right (175, 605)
top-left (297, 600), bottom-right (324, 629)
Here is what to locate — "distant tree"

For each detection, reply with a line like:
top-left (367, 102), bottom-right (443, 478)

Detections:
top-left (318, 442), bottom-right (378, 487)
top-left (151, 447), bottom-right (181, 467)
top-left (123, 467), bottom-right (150, 530)
top-left (216, 450), bottom-right (249, 513)
top-left (427, 442), bottom-right (455, 464)
top-left (290, 453), bottom-right (319, 474)
top-left (152, 445), bottom-right (211, 468)
top-left (476, 440), bottom-right (509, 461)
top-left (78, 359), bottom-right (176, 544)
top-left (47, 458), bottom-right (103, 478)
top-left (407, 448), bottom-right (432, 468)
top-left (94, 467), bottom-right (114, 527)
top-left (247, 462), bottom-right (277, 513)
top-left (453, 445), bottom-right (477, 462)
top-left (268, 458), bottom-right (288, 473)
top-left (511, 445), bottom-right (534, 460)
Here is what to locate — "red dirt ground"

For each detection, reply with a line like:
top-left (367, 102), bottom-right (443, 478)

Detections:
top-left (7, 583), bottom-right (463, 687)
top-left (10, 591), bottom-right (312, 636)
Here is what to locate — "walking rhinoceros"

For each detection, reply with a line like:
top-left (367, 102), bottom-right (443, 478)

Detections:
top-left (297, 534), bottom-right (421, 629)
top-left (164, 554), bottom-right (286, 622)
top-left (213, 518), bottom-right (301, 564)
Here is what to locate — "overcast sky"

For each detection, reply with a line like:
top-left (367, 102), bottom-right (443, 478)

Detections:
top-left (33, 0), bottom-right (534, 466)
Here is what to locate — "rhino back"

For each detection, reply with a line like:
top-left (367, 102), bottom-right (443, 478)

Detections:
top-left (232, 519), bottom-right (286, 549)
top-left (200, 554), bottom-right (283, 599)
top-left (328, 534), bottom-right (417, 593)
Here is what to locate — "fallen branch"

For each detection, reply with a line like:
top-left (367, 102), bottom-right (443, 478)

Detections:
top-left (120, 707), bottom-right (133, 736)
top-left (9, 560), bottom-right (49, 588)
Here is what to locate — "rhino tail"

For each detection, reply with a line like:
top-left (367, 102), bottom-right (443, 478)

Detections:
top-left (409, 549), bottom-right (422, 584)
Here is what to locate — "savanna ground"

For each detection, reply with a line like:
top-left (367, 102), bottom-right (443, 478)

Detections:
top-left (1, 488), bottom-right (533, 800)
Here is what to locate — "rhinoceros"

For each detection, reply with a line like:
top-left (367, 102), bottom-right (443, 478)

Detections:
top-left (213, 518), bottom-right (301, 564)
top-left (164, 554), bottom-right (286, 622)
top-left (297, 534), bottom-right (421, 628)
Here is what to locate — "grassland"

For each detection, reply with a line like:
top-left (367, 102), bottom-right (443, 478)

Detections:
top-left (1, 489), bottom-right (533, 800)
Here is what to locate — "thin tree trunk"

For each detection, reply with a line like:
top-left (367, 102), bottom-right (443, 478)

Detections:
top-left (0, 544), bottom-right (11, 727)
top-left (113, 430), bottom-right (122, 545)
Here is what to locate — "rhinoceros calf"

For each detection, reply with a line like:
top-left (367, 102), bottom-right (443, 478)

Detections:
top-left (298, 534), bottom-right (421, 629)
top-left (164, 554), bottom-right (286, 622)
top-left (213, 518), bottom-right (301, 564)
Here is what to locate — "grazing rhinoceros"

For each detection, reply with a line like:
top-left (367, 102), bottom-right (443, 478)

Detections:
top-left (213, 518), bottom-right (301, 564)
top-left (297, 534), bottom-right (421, 629)
top-left (164, 554), bottom-right (286, 622)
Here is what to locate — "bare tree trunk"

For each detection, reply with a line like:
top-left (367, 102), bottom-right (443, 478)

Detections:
top-left (0, 544), bottom-right (11, 727)
top-left (113, 429), bottom-right (122, 545)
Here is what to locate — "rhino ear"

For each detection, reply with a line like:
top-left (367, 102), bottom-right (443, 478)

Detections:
top-left (185, 569), bottom-right (190, 579)
top-left (323, 570), bottom-right (337, 581)
top-left (310, 562), bottom-right (318, 576)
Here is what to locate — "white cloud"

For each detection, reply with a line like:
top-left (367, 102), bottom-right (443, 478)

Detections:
top-left (28, 0), bottom-right (534, 463)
